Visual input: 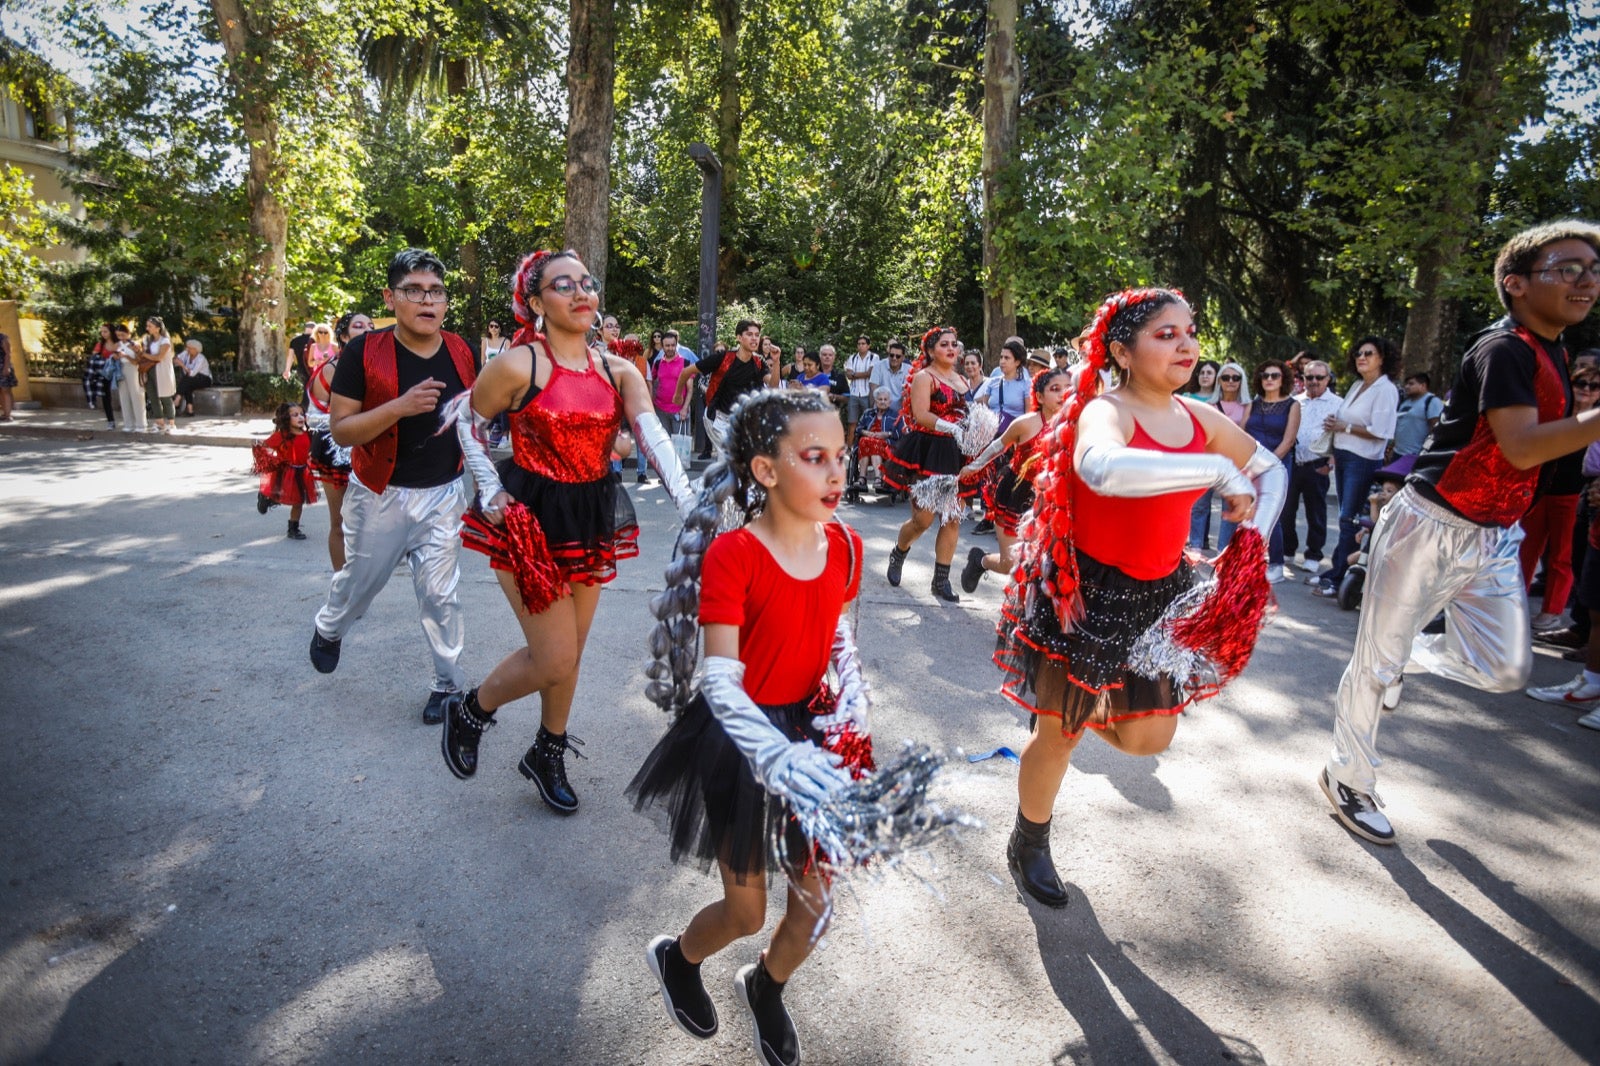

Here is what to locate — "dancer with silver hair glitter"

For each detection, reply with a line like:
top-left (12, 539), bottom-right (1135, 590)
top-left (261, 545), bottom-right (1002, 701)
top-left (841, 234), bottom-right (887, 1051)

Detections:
top-left (995, 287), bottom-right (1285, 908)
top-left (438, 248), bottom-right (697, 814)
top-left (630, 389), bottom-right (872, 1066)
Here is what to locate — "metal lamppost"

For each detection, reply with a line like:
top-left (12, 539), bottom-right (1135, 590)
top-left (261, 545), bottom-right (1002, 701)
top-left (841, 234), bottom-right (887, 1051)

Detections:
top-left (688, 143), bottom-right (722, 459)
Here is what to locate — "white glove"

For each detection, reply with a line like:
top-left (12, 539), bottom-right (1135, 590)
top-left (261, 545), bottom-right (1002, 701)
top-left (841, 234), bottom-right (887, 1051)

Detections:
top-left (633, 411), bottom-right (697, 520)
top-left (1077, 442), bottom-right (1254, 501)
top-left (701, 656), bottom-right (851, 810)
top-left (934, 418), bottom-right (962, 437)
top-left (1242, 442), bottom-right (1287, 533)
top-left (814, 617), bottom-right (871, 736)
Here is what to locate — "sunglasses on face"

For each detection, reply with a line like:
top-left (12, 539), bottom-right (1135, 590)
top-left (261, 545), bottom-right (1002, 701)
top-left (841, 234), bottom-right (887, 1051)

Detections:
top-left (1260, 371), bottom-right (1282, 379)
top-left (1303, 374), bottom-right (1329, 381)
top-left (1575, 380), bottom-right (1600, 390)
top-left (543, 275), bottom-right (602, 297)
top-left (1219, 375), bottom-right (1242, 382)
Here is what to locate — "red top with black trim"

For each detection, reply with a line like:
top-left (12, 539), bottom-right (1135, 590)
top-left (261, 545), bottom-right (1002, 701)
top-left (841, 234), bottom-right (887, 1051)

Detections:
top-left (510, 348), bottom-right (623, 483)
top-left (698, 522), bottom-right (863, 706)
top-left (1072, 406), bottom-right (1208, 580)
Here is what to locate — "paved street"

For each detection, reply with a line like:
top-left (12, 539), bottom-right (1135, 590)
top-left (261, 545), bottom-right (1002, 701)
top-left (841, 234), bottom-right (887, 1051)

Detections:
top-left (2, 434), bottom-right (1597, 1065)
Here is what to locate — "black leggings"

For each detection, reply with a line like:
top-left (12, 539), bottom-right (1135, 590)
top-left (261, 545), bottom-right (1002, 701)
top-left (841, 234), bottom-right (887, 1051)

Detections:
top-left (99, 385), bottom-right (114, 423)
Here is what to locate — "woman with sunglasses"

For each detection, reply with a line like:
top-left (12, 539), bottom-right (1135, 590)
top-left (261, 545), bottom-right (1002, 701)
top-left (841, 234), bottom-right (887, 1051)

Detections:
top-left (441, 249), bottom-right (698, 814)
top-left (1218, 359), bottom-right (1300, 581)
top-left (1315, 337), bottom-right (1400, 599)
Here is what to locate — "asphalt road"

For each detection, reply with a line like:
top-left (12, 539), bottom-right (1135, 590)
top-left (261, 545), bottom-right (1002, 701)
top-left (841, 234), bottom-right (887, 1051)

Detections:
top-left (2, 436), bottom-right (1597, 1065)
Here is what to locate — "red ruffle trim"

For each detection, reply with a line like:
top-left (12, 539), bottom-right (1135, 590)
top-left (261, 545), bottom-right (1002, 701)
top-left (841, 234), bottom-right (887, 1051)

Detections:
top-left (460, 504), bottom-right (638, 613)
top-left (260, 464), bottom-right (318, 506)
top-left (309, 461), bottom-right (350, 488)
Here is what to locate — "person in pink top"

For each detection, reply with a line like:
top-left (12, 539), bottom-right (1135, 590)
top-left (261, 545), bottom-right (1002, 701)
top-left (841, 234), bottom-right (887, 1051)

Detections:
top-left (651, 330), bottom-right (691, 433)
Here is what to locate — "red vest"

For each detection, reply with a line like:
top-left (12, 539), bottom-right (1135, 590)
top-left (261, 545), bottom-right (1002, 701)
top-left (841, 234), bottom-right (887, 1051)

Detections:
top-left (350, 327), bottom-right (478, 493)
top-left (703, 350), bottom-right (740, 409)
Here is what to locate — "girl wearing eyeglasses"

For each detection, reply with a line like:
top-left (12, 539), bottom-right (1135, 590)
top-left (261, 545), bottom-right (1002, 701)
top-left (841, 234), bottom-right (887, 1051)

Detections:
top-left (441, 249), bottom-right (699, 814)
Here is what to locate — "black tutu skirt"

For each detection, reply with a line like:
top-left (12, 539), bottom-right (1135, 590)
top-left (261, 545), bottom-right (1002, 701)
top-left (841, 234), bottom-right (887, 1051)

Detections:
top-left (487, 459), bottom-right (639, 583)
top-left (884, 429), bottom-right (962, 489)
top-left (983, 464), bottom-right (1033, 536)
top-left (628, 693), bottom-right (822, 883)
top-left (308, 430), bottom-right (350, 487)
top-left (996, 549), bottom-right (1193, 734)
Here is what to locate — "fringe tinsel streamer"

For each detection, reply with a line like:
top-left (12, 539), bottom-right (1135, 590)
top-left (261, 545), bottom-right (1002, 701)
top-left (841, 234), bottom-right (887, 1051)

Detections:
top-left (250, 441), bottom-right (284, 477)
top-left (1127, 524), bottom-right (1273, 699)
top-left (460, 503), bottom-right (569, 614)
top-left (957, 404), bottom-right (1000, 458)
top-left (910, 474), bottom-right (964, 524)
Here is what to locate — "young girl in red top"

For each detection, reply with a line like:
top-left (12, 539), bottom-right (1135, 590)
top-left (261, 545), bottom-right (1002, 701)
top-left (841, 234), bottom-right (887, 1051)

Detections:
top-left (996, 288), bottom-right (1285, 908)
top-left (960, 364), bottom-right (1073, 592)
top-left (440, 249), bottom-right (696, 814)
top-left (254, 401), bottom-right (318, 540)
top-left (630, 388), bottom-right (869, 1066)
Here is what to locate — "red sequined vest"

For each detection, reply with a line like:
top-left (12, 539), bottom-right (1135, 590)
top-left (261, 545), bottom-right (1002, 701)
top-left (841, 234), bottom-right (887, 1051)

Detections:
top-left (350, 328), bottom-right (478, 494)
top-left (510, 349), bottom-right (623, 483)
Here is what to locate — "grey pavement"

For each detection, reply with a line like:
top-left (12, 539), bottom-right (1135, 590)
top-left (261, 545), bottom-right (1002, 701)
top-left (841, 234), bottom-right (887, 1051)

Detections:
top-left (2, 435), bottom-right (1597, 1065)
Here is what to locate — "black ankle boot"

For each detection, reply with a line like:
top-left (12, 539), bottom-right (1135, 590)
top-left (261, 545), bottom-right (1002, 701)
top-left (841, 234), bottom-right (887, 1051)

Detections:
top-left (647, 935), bottom-right (718, 1038)
top-left (886, 545), bottom-right (909, 587)
top-left (931, 562), bottom-right (959, 603)
top-left (519, 725), bottom-right (584, 814)
top-left (441, 688), bottom-right (496, 780)
top-left (256, 492), bottom-right (272, 515)
top-left (1007, 811), bottom-right (1069, 907)
top-left (286, 519), bottom-right (306, 540)
top-left (960, 545), bottom-right (986, 593)
top-left (735, 957), bottom-right (799, 1066)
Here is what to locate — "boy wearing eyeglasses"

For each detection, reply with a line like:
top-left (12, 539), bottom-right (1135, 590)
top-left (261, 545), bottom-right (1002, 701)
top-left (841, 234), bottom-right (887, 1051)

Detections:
top-left (310, 248), bottom-right (480, 729)
top-left (1321, 220), bottom-right (1600, 846)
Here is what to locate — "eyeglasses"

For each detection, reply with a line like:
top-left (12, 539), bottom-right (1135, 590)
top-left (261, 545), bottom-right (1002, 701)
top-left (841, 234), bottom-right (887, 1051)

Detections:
top-left (1303, 374), bottom-right (1329, 381)
top-left (542, 274), bottom-right (602, 298)
top-left (1575, 380), bottom-right (1600, 390)
top-left (1530, 260), bottom-right (1600, 285)
top-left (1219, 375), bottom-right (1242, 383)
top-left (394, 285), bottom-right (448, 303)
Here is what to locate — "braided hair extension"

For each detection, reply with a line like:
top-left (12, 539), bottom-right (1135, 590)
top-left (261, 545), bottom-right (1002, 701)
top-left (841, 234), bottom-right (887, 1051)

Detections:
top-left (898, 326), bottom-right (956, 429)
top-left (1025, 288), bottom-right (1186, 627)
top-left (509, 248), bottom-right (582, 348)
top-left (645, 387), bottom-right (840, 714)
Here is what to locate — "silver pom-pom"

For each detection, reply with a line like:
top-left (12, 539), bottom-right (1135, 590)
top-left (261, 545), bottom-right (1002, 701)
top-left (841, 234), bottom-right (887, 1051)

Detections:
top-left (957, 404), bottom-right (1000, 457)
top-left (1126, 580), bottom-right (1214, 685)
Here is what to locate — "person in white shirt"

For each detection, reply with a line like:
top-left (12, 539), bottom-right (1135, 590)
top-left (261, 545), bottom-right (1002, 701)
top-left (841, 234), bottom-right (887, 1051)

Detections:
top-left (844, 335), bottom-right (878, 429)
top-left (175, 339), bottom-right (212, 415)
top-left (1316, 337), bottom-right (1401, 596)
top-left (1283, 359), bottom-right (1343, 573)
top-left (870, 341), bottom-right (910, 410)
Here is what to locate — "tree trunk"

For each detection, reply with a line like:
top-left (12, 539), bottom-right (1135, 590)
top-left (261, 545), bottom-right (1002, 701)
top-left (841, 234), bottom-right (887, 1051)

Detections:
top-left (1401, 0), bottom-right (1522, 381)
top-left (447, 57), bottom-right (482, 338)
top-left (981, 0), bottom-right (1019, 359)
top-left (563, 0), bottom-right (616, 297)
top-left (211, 0), bottom-right (288, 375)
top-left (713, 0), bottom-right (741, 300)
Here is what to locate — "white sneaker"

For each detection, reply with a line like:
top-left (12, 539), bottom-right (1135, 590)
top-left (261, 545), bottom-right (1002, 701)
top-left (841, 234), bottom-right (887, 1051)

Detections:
top-left (1266, 565), bottom-right (1286, 584)
top-left (1300, 559), bottom-right (1325, 574)
top-left (1382, 679), bottom-right (1402, 711)
top-left (1530, 613), bottom-right (1566, 633)
top-left (1578, 709), bottom-right (1600, 731)
top-left (1525, 674), bottom-right (1600, 707)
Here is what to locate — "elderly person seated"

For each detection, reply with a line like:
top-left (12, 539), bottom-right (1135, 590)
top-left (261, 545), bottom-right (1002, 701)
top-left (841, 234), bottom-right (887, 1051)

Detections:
top-left (174, 339), bottom-right (213, 416)
top-left (853, 386), bottom-right (906, 490)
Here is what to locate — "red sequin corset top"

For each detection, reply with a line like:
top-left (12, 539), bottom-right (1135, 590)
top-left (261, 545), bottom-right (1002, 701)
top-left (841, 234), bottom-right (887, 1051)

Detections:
top-left (510, 359), bottom-right (623, 483)
top-left (912, 379), bottom-right (966, 432)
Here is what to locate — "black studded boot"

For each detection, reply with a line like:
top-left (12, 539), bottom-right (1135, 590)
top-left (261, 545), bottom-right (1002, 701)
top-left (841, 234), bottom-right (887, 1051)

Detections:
top-left (441, 688), bottom-right (496, 780)
top-left (519, 725), bottom-right (584, 814)
top-left (886, 545), bottom-right (909, 587)
top-left (286, 519), bottom-right (307, 540)
top-left (1007, 811), bottom-right (1069, 907)
top-left (960, 545), bottom-right (986, 593)
top-left (931, 562), bottom-right (959, 603)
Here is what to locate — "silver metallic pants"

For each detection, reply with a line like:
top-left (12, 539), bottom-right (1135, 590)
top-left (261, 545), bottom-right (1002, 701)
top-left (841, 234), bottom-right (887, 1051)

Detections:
top-left (1327, 486), bottom-right (1529, 795)
top-left (314, 474), bottom-right (469, 693)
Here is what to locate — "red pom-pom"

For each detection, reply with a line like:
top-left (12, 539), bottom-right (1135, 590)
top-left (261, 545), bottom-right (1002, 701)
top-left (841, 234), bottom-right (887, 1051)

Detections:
top-left (460, 503), bottom-right (571, 614)
top-left (823, 724), bottom-right (876, 779)
top-left (1169, 524), bottom-right (1273, 697)
top-left (251, 440), bottom-right (283, 477)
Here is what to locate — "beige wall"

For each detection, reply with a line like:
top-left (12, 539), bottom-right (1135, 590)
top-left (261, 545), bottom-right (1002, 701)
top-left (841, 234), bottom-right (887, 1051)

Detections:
top-left (0, 96), bottom-right (85, 266)
top-left (1, 300), bottom-right (32, 402)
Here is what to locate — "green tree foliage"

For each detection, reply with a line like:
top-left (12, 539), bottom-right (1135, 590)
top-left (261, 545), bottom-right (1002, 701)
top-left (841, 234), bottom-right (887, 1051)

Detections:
top-left (0, 165), bottom-right (58, 301)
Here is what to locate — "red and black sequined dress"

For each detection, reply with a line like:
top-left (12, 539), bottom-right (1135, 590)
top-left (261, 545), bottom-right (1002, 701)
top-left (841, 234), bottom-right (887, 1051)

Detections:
top-left (255, 430), bottom-right (319, 506)
top-left (883, 379), bottom-right (966, 490)
top-left (462, 348), bottom-right (638, 589)
top-left (982, 430), bottom-right (1046, 537)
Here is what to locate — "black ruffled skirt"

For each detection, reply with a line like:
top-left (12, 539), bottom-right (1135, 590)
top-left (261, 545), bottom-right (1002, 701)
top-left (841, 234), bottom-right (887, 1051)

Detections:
top-left (308, 430), bottom-right (350, 487)
top-left (884, 429), bottom-right (962, 489)
top-left (628, 693), bottom-right (821, 883)
top-left (493, 460), bottom-right (639, 583)
top-left (996, 549), bottom-right (1193, 734)
top-left (982, 459), bottom-right (1033, 536)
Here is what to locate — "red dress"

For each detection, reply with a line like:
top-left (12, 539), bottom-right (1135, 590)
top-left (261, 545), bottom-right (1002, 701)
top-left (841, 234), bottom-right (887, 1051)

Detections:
top-left (255, 430), bottom-right (319, 506)
top-left (884, 379), bottom-right (967, 489)
top-left (461, 346), bottom-right (638, 597)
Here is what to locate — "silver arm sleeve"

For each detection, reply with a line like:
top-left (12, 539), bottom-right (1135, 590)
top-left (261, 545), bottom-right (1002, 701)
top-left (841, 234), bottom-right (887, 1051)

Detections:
top-left (450, 392), bottom-right (504, 507)
top-left (934, 418), bottom-right (962, 436)
top-left (816, 617), bottom-right (871, 735)
top-left (1243, 442), bottom-right (1287, 533)
top-left (701, 656), bottom-right (851, 810)
top-left (1076, 442), bottom-right (1253, 500)
top-left (633, 411), bottom-right (697, 520)
top-left (963, 435), bottom-right (1008, 472)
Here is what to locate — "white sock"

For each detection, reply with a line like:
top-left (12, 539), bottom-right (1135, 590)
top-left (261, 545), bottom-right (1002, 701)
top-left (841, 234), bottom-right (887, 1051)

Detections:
top-left (1583, 670), bottom-right (1600, 688)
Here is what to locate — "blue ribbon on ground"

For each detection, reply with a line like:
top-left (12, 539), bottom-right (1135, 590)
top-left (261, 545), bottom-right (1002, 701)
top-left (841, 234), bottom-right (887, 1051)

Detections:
top-left (967, 746), bottom-right (1020, 765)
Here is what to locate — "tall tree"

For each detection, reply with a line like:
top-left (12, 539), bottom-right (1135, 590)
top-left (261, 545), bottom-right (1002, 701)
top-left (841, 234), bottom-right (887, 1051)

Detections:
top-left (980, 0), bottom-right (1020, 357)
top-left (713, 0), bottom-right (742, 298)
top-left (564, 0), bottom-right (617, 294)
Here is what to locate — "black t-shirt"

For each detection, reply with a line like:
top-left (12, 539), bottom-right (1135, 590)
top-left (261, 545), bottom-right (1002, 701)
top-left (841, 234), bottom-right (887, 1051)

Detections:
top-left (290, 333), bottom-right (313, 381)
top-left (826, 368), bottom-right (848, 397)
top-left (1410, 317), bottom-right (1571, 525)
top-left (698, 350), bottom-right (771, 415)
top-left (330, 330), bottom-right (469, 488)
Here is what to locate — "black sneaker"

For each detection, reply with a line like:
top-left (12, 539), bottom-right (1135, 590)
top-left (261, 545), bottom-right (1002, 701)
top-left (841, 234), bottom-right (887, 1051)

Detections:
top-left (442, 690), bottom-right (496, 779)
top-left (422, 690), bottom-right (452, 725)
top-left (1534, 626), bottom-right (1586, 649)
top-left (960, 545), bottom-right (987, 593)
top-left (637, 471), bottom-right (650, 484)
top-left (309, 630), bottom-right (341, 673)
top-left (1319, 768), bottom-right (1394, 845)
top-left (972, 518), bottom-right (995, 535)
top-left (734, 959), bottom-right (800, 1066)
top-left (518, 726), bottom-right (584, 814)
top-left (647, 936), bottom-right (717, 1039)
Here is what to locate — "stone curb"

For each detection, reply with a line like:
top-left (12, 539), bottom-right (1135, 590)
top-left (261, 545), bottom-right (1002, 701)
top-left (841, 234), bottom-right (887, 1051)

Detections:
top-left (0, 422), bottom-right (255, 448)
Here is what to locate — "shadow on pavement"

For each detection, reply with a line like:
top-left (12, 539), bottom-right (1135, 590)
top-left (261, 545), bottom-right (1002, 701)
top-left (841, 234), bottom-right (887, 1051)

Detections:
top-left (1029, 885), bottom-right (1266, 1065)
top-left (1368, 843), bottom-right (1600, 1062)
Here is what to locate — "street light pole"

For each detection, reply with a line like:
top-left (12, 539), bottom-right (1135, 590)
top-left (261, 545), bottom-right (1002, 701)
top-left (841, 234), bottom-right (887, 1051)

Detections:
top-left (688, 142), bottom-right (722, 363)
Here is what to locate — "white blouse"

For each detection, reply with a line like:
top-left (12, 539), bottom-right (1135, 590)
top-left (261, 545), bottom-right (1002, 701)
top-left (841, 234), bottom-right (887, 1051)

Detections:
top-left (1332, 375), bottom-right (1399, 460)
